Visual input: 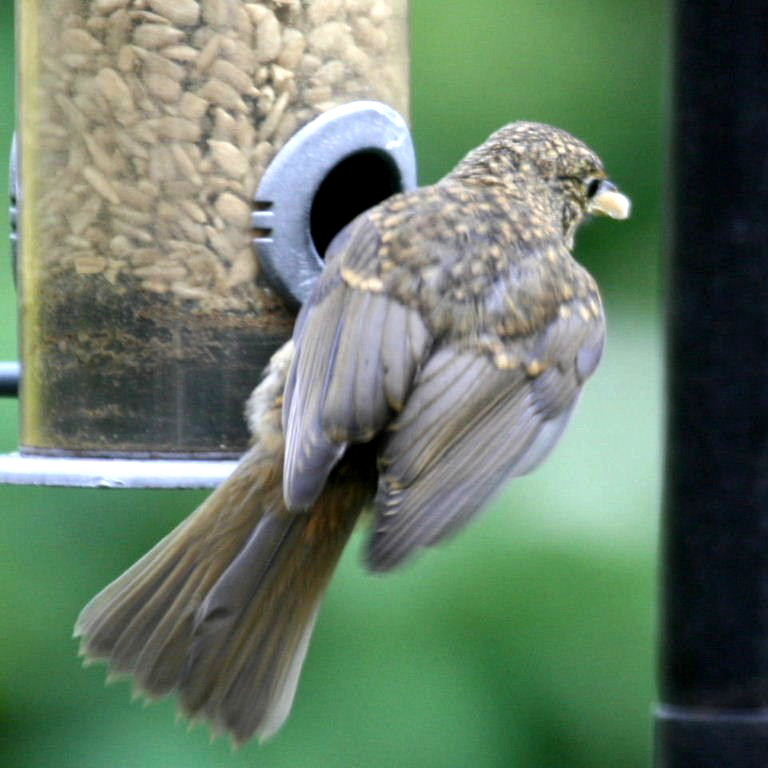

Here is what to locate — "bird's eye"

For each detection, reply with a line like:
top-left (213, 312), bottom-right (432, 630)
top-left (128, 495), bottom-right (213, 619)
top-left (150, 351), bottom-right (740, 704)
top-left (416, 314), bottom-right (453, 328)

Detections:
top-left (586, 178), bottom-right (602, 198)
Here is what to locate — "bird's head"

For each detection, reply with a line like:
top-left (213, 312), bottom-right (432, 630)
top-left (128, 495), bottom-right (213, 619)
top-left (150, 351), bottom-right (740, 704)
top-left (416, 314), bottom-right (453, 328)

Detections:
top-left (453, 121), bottom-right (630, 244)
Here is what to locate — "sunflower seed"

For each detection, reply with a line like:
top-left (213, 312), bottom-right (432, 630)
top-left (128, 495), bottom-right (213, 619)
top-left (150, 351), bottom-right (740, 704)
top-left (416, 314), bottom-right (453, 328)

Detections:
top-left (215, 192), bottom-right (251, 227)
top-left (171, 143), bottom-right (204, 185)
top-left (210, 58), bottom-right (258, 95)
top-left (133, 23), bottom-right (185, 49)
top-left (208, 140), bottom-right (247, 178)
top-left (32, 0), bottom-right (408, 315)
top-left (195, 32), bottom-right (222, 72)
top-left (162, 45), bottom-right (199, 62)
top-left (308, 22), bottom-right (353, 57)
top-left (148, 0), bottom-right (200, 27)
top-left (95, 68), bottom-right (134, 110)
top-left (177, 91), bottom-right (208, 120)
top-left (62, 28), bottom-right (104, 54)
top-left (94, 0), bottom-right (130, 12)
top-left (153, 116), bottom-right (202, 141)
top-left (202, 0), bottom-right (232, 27)
top-left (146, 72), bottom-right (182, 101)
top-left (254, 9), bottom-right (281, 62)
top-left (258, 90), bottom-right (290, 141)
top-left (83, 165), bottom-right (121, 204)
top-left (308, 0), bottom-right (344, 26)
top-left (74, 255), bottom-right (108, 274)
top-left (277, 28), bottom-right (306, 68)
top-left (198, 79), bottom-right (248, 112)
top-left (70, 197), bottom-right (103, 235)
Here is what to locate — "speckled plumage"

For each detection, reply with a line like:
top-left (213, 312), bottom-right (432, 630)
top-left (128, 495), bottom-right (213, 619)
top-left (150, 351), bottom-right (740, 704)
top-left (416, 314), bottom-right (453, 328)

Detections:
top-left (75, 122), bottom-right (629, 746)
top-left (338, 122), bottom-right (607, 339)
top-left (282, 122), bottom-right (622, 568)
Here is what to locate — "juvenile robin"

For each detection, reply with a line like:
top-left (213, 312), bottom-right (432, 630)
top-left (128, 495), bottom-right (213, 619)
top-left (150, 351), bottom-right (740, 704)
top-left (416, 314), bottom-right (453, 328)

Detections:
top-left (75, 121), bottom-right (630, 744)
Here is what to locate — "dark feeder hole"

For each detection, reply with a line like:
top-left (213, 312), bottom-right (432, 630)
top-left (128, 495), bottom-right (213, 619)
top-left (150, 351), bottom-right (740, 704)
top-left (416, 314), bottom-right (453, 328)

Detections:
top-left (310, 149), bottom-right (403, 258)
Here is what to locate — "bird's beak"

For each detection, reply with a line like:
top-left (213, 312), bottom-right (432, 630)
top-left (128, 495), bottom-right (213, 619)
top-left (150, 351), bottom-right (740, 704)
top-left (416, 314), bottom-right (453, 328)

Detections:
top-left (588, 180), bottom-right (631, 220)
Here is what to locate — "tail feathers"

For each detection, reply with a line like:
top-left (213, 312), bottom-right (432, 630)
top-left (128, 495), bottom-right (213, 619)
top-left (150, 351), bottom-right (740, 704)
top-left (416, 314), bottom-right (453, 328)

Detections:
top-left (75, 448), bottom-right (272, 675)
top-left (76, 515), bottom-right (208, 681)
top-left (179, 512), bottom-right (348, 742)
top-left (74, 445), bottom-right (363, 744)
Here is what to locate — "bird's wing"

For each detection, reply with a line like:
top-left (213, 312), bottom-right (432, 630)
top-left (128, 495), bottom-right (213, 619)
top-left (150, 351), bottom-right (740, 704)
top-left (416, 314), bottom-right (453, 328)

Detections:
top-left (367, 298), bottom-right (605, 571)
top-left (282, 214), bottom-right (432, 510)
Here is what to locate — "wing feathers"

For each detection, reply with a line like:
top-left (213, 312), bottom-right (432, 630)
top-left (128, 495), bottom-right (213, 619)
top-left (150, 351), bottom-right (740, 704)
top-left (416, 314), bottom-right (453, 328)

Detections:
top-left (283, 211), bottom-right (604, 571)
top-left (322, 291), bottom-right (390, 439)
top-left (368, 305), bottom-right (603, 571)
top-left (283, 270), bottom-right (431, 511)
top-left (282, 281), bottom-right (350, 510)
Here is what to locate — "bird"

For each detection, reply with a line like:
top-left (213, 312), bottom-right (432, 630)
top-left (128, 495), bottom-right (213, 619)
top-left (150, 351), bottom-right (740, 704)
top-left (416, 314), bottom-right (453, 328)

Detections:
top-left (74, 121), bottom-right (630, 745)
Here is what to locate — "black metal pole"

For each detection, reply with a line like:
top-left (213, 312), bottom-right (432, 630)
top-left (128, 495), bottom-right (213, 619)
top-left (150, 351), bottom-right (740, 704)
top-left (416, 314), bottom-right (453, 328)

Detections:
top-left (656, 2), bottom-right (768, 766)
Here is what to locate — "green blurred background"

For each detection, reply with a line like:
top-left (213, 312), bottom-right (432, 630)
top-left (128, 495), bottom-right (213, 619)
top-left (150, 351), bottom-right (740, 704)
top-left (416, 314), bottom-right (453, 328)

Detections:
top-left (0, 2), bottom-right (665, 766)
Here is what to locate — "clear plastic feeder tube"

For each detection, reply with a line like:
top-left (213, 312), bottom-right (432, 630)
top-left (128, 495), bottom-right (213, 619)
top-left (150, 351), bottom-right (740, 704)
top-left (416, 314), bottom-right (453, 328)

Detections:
top-left (15, 0), bottom-right (410, 458)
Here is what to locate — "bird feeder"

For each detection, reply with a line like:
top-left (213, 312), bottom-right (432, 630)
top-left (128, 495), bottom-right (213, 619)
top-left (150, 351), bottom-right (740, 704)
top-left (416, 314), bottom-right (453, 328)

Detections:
top-left (2, 0), bottom-right (415, 488)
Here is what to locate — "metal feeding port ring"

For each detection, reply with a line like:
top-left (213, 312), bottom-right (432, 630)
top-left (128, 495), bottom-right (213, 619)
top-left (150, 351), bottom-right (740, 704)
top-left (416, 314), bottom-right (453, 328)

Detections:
top-left (253, 100), bottom-right (417, 306)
